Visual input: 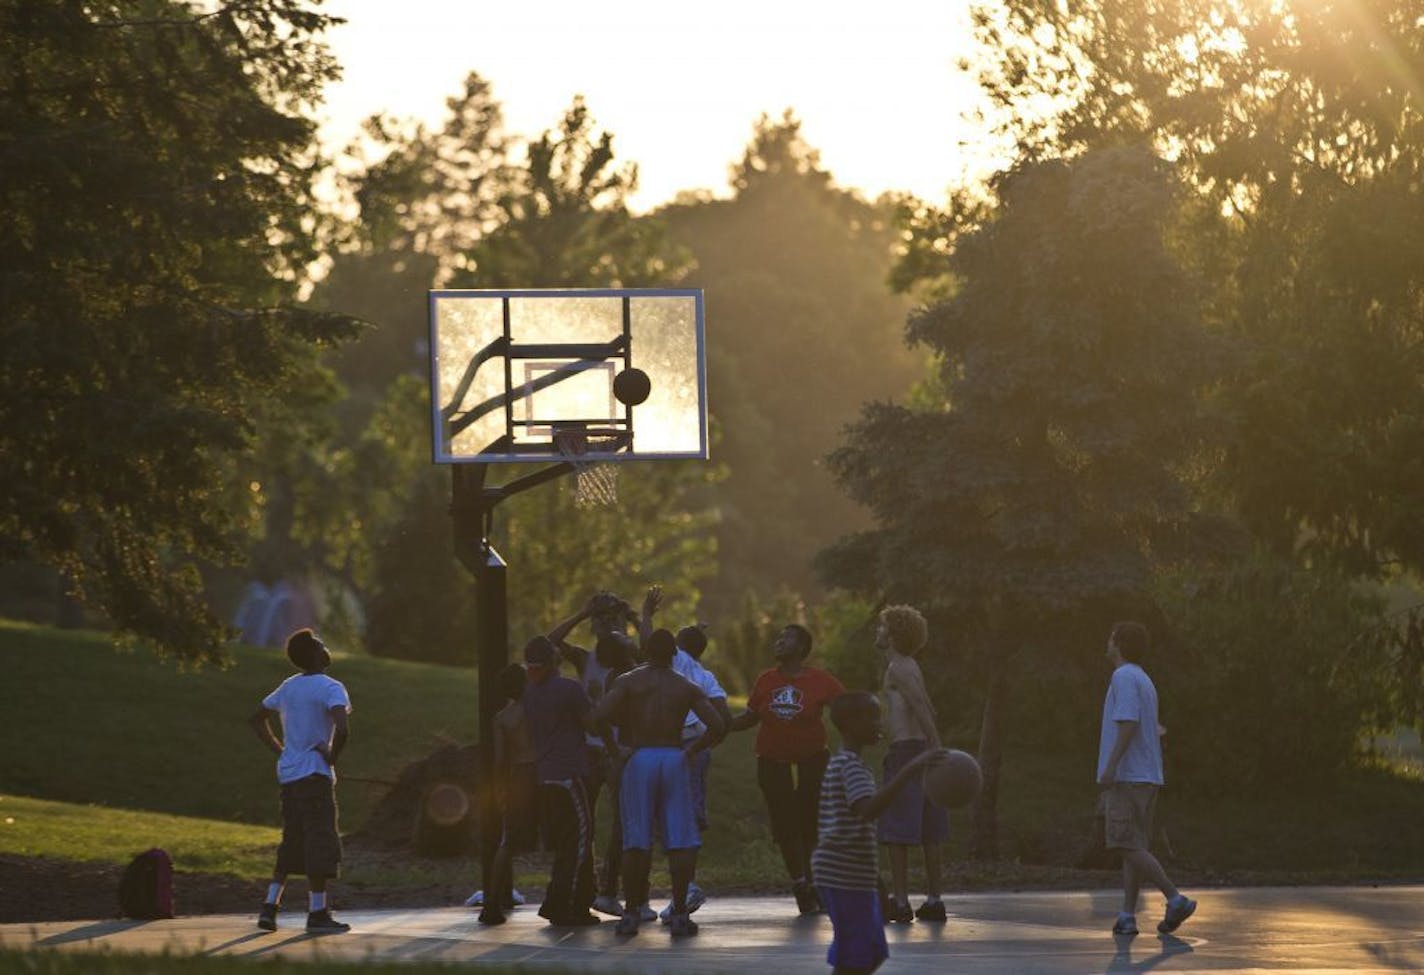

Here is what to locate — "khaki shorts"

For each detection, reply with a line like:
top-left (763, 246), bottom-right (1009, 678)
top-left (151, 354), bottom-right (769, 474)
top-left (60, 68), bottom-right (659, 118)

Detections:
top-left (1101, 782), bottom-right (1158, 851)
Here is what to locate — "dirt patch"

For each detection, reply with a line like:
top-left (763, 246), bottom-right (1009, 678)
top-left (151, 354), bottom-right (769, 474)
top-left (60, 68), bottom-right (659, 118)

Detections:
top-left (0, 851), bottom-right (485, 924)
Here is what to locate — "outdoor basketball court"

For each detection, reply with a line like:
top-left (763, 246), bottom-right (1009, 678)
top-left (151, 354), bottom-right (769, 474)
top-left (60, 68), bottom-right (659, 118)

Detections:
top-left (6, 887), bottom-right (1424, 973)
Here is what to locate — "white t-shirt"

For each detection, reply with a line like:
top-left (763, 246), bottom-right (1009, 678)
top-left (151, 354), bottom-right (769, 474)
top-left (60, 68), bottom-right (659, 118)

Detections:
top-left (1097, 663), bottom-right (1163, 785)
top-left (673, 648), bottom-right (725, 741)
top-left (262, 673), bottom-right (352, 785)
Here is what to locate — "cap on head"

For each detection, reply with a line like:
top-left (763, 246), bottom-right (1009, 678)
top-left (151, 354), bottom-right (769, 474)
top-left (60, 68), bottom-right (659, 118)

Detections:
top-left (646, 628), bottom-right (677, 666)
top-left (285, 628), bottom-right (330, 672)
top-left (523, 635), bottom-right (557, 668)
top-left (675, 624), bottom-right (708, 658)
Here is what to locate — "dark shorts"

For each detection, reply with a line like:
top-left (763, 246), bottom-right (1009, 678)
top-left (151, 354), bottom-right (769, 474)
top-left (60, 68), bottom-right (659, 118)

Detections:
top-left (757, 750), bottom-right (828, 847)
top-left (878, 739), bottom-right (949, 845)
top-left (276, 773), bottom-right (342, 878)
top-left (1102, 782), bottom-right (1158, 851)
top-left (502, 763), bottom-right (539, 853)
top-left (819, 885), bottom-right (889, 971)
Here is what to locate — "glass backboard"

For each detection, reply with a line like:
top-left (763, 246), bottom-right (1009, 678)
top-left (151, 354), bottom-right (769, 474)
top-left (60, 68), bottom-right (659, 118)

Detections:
top-left (429, 289), bottom-right (708, 464)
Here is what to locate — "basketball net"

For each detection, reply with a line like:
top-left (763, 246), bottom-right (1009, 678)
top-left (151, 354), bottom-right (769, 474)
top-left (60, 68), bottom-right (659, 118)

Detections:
top-left (552, 428), bottom-right (620, 508)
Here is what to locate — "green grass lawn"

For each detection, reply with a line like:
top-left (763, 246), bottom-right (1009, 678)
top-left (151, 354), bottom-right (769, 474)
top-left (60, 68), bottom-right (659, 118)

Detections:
top-left (5, 618), bottom-right (1424, 893)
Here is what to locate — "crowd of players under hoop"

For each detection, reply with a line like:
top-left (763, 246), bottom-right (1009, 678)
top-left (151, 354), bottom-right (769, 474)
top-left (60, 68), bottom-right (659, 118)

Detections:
top-left (249, 589), bottom-right (1196, 972)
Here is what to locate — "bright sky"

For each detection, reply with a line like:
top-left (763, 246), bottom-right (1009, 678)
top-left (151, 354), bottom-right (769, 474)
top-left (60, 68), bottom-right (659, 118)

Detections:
top-left (317, 0), bottom-right (994, 211)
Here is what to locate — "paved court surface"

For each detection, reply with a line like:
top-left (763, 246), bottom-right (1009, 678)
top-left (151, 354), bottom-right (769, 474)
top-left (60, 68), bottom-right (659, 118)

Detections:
top-left (4, 887), bottom-right (1424, 973)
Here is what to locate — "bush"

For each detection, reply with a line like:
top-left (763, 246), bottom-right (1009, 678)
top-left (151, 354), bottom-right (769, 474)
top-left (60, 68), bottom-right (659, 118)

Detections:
top-left (1153, 553), bottom-right (1388, 793)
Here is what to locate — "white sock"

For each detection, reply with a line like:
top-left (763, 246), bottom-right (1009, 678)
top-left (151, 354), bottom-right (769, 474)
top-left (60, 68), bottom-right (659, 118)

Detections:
top-left (265, 883), bottom-right (284, 906)
top-left (310, 891), bottom-right (327, 912)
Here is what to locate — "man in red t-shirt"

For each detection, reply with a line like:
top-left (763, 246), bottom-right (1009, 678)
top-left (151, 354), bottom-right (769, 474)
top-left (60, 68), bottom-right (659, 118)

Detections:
top-left (729, 623), bottom-right (844, 915)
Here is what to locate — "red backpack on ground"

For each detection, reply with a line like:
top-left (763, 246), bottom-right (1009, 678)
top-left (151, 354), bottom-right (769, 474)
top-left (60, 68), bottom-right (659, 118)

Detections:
top-left (118, 848), bottom-right (174, 919)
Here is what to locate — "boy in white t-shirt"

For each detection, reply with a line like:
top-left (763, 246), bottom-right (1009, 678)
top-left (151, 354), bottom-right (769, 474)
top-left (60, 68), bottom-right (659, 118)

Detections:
top-left (248, 629), bottom-right (353, 933)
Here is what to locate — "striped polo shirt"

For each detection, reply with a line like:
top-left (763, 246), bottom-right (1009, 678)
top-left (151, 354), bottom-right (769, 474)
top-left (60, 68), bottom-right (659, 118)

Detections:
top-left (811, 748), bottom-right (878, 891)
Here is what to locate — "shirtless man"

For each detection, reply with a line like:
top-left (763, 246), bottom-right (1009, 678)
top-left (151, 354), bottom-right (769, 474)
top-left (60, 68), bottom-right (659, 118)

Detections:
top-left (876, 605), bottom-right (949, 923)
top-left (594, 628), bottom-right (725, 938)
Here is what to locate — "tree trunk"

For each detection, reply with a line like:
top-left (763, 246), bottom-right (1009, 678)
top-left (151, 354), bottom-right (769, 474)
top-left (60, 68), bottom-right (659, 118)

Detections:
top-left (970, 662), bottom-right (1009, 860)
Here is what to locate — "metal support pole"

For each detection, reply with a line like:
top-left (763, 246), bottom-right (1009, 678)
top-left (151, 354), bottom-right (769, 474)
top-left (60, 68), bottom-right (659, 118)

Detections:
top-left (474, 545), bottom-right (507, 899)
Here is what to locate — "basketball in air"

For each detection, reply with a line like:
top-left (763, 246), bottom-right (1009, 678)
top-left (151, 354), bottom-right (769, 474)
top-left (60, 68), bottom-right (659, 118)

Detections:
top-left (613, 367), bottom-right (652, 406)
top-left (923, 749), bottom-right (982, 809)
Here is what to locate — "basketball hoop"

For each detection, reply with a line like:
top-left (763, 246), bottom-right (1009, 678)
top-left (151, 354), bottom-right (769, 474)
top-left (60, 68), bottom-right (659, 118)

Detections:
top-left (552, 427), bottom-right (626, 508)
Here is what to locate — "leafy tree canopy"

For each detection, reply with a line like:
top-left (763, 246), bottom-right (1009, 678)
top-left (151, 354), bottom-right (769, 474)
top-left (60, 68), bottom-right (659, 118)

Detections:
top-left (969, 0), bottom-right (1424, 576)
top-left (0, 0), bottom-right (358, 663)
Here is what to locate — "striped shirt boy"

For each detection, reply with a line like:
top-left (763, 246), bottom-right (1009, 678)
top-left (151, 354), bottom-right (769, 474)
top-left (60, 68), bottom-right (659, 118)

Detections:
top-left (811, 748), bottom-right (879, 890)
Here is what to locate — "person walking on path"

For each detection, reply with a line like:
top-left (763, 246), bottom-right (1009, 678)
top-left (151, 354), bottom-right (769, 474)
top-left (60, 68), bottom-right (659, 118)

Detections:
top-left (729, 624), bottom-right (845, 914)
top-left (248, 629), bottom-right (353, 934)
top-left (875, 605), bottom-right (949, 924)
top-left (1097, 621), bottom-right (1196, 937)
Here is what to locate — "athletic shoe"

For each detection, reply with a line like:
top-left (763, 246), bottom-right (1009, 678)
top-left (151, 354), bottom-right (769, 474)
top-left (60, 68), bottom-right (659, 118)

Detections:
top-left (510, 889), bottom-right (526, 906)
top-left (915, 899), bottom-right (947, 923)
top-left (1158, 895), bottom-right (1196, 933)
top-left (1112, 913), bottom-right (1139, 936)
top-left (256, 903), bottom-right (278, 931)
top-left (477, 907), bottom-right (507, 926)
top-left (637, 903), bottom-right (657, 923)
top-left (305, 910), bottom-right (351, 934)
top-left (464, 889), bottom-right (486, 908)
top-left (668, 912), bottom-right (699, 937)
top-left (885, 899), bottom-right (914, 924)
top-left (792, 880), bottom-right (819, 915)
top-left (659, 883), bottom-right (706, 923)
top-left (615, 910), bottom-right (640, 937)
top-left (592, 894), bottom-right (624, 917)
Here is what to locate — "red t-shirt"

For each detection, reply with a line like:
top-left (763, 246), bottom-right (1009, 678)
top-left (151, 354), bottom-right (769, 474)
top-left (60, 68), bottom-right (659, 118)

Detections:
top-left (748, 666), bottom-right (845, 763)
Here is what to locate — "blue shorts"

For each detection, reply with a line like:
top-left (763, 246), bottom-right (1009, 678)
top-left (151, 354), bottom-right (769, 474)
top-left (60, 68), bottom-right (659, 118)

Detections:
top-left (877, 739), bottom-right (949, 845)
top-left (620, 747), bottom-right (701, 851)
top-left (819, 886), bottom-right (888, 971)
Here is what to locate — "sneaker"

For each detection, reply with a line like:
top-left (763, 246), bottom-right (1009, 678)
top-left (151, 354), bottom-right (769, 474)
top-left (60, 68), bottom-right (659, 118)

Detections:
top-left (1112, 913), bottom-right (1139, 936)
top-left (464, 889), bottom-right (486, 908)
top-left (305, 909), bottom-right (351, 934)
top-left (792, 880), bottom-right (819, 915)
top-left (615, 910), bottom-right (640, 937)
top-left (659, 883), bottom-right (706, 923)
top-left (592, 894), bottom-right (624, 917)
top-left (668, 912), bottom-right (699, 937)
top-left (1158, 895), bottom-right (1196, 934)
top-left (256, 903), bottom-right (278, 931)
top-left (885, 899), bottom-right (914, 924)
top-left (477, 907), bottom-right (507, 926)
top-left (636, 903), bottom-right (657, 923)
top-left (510, 889), bottom-right (526, 906)
top-left (915, 899), bottom-right (947, 923)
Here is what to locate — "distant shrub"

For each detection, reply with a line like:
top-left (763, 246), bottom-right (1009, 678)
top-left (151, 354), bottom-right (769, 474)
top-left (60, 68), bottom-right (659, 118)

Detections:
top-left (1153, 553), bottom-right (1388, 793)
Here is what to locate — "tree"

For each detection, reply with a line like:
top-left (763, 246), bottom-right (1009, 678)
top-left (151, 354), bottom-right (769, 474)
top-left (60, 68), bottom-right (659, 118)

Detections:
top-left (820, 147), bottom-right (1224, 856)
top-left (0, 1), bottom-right (357, 663)
top-left (969, 0), bottom-right (1424, 577)
top-left (659, 112), bottom-right (922, 611)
